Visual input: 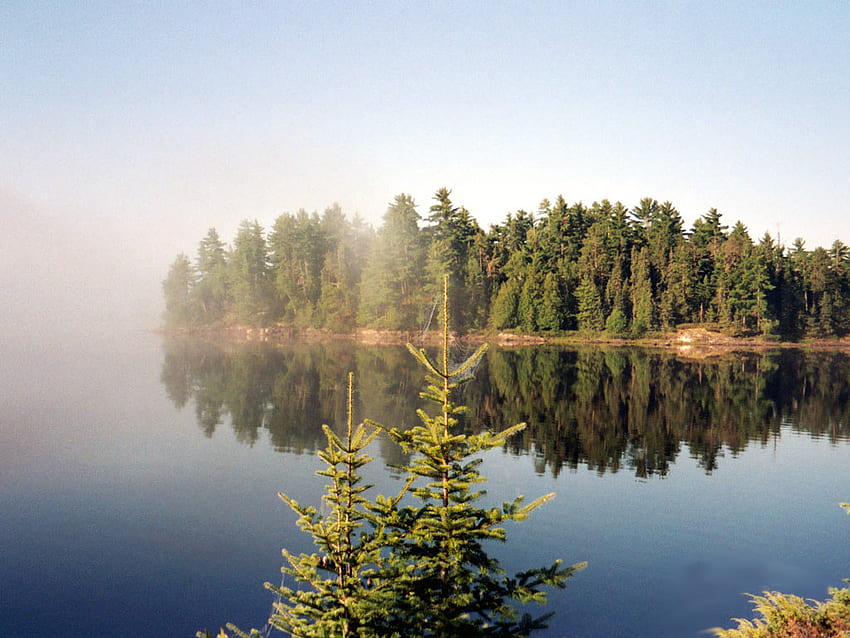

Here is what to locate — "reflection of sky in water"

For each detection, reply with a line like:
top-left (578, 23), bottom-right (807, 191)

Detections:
top-left (1, 336), bottom-right (849, 637)
top-left (480, 430), bottom-right (850, 637)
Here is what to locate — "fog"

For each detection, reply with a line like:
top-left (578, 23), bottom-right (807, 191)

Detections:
top-left (0, 190), bottom-right (168, 347)
top-left (4, 3), bottom-right (850, 353)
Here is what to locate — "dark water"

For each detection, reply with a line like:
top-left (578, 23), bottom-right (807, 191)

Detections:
top-left (2, 334), bottom-right (849, 637)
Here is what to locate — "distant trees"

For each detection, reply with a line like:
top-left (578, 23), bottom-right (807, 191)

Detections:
top-left (164, 189), bottom-right (850, 340)
top-left (229, 220), bottom-right (272, 323)
top-left (268, 210), bottom-right (325, 327)
top-left (358, 194), bottom-right (426, 330)
top-left (195, 228), bottom-right (229, 323)
top-left (424, 188), bottom-right (488, 331)
top-left (316, 204), bottom-right (371, 330)
top-left (162, 253), bottom-right (196, 326)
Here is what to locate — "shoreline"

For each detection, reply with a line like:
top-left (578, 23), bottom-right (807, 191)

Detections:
top-left (155, 324), bottom-right (547, 347)
top-left (156, 324), bottom-right (850, 356)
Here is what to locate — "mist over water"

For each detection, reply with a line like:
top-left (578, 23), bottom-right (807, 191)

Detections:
top-left (0, 190), bottom-right (166, 346)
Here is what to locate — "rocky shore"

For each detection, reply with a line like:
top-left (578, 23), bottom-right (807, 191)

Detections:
top-left (157, 323), bottom-right (850, 355)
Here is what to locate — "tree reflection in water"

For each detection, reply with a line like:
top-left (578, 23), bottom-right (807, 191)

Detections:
top-left (160, 339), bottom-right (850, 477)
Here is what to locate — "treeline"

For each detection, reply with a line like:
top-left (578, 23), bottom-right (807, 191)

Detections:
top-left (163, 189), bottom-right (850, 338)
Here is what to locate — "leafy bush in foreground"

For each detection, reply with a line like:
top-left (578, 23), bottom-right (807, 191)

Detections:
top-left (710, 588), bottom-right (850, 637)
top-left (712, 504), bottom-right (850, 637)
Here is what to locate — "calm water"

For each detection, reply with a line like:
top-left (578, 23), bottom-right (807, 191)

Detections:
top-left (2, 333), bottom-right (849, 637)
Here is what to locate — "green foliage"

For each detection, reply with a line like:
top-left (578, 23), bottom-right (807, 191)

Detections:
top-left (537, 273), bottom-right (564, 332)
top-left (517, 275), bottom-right (541, 333)
top-left (219, 372), bottom-right (394, 638)
top-left (371, 278), bottom-right (584, 635)
top-left (165, 190), bottom-right (850, 340)
top-left (710, 588), bottom-right (850, 637)
top-left (195, 228), bottom-right (230, 323)
top-left (212, 278), bottom-right (582, 638)
top-left (316, 205), bottom-right (369, 331)
top-left (576, 276), bottom-right (604, 332)
top-left (268, 210), bottom-right (325, 327)
top-left (629, 246), bottom-right (654, 334)
top-left (228, 220), bottom-right (272, 324)
top-left (605, 308), bottom-right (629, 336)
top-left (490, 279), bottom-right (520, 330)
top-left (358, 194), bottom-right (426, 330)
top-left (658, 245), bottom-right (690, 328)
top-left (263, 372), bottom-right (390, 637)
top-left (162, 253), bottom-right (196, 326)
top-left (425, 188), bottom-right (486, 332)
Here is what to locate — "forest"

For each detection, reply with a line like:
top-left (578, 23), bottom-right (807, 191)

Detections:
top-left (163, 188), bottom-right (850, 339)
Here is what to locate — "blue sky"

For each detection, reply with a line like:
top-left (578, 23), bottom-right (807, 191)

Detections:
top-left (2, 1), bottom-right (850, 328)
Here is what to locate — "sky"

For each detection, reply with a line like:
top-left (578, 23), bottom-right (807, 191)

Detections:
top-left (2, 1), bottom-right (850, 334)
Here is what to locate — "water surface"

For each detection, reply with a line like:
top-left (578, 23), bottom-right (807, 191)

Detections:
top-left (2, 334), bottom-right (849, 637)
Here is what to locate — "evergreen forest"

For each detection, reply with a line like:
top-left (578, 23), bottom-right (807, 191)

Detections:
top-left (163, 189), bottom-right (850, 339)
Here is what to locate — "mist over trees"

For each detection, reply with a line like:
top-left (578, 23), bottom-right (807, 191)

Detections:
top-left (163, 189), bottom-right (850, 339)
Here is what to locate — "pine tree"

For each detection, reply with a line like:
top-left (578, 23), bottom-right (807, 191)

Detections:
top-left (605, 308), bottom-right (629, 337)
top-left (537, 272), bottom-right (564, 332)
top-left (209, 278), bottom-right (584, 638)
top-left (228, 220), bottom-right (272, 324)
top-left (517, 274), bottom-right (541, 333)
top-left (576, 276), bottom-right (604, 332)
top-left (316, 206), bottom-right (366, 331)
top-left (358, 194), bottom-right (425, 330)
top-left (371, 277), bottom-right (585, 636)
top-left (490, 279), bottom-right (520, 330)
top-left (220, 374), bottom-right (399, 638)
top-left (629, 246), bottom-right (654, 335)
top-left (162, 253), bottom-right (197, 326)
top-left (195, 228), bottom-right (230, 323)
top-left (173, 191), bottom-right (850, 338)
top-left (689, 208), bottom-right (728, 323)
top-left (658, 244), bottom-right (690, 328)
top-left (425, 189), bottom-right (483, 331)
top-left (268, 210), bottom-right (326, 327)
top-left (263, 372), bottom-right (387, 637)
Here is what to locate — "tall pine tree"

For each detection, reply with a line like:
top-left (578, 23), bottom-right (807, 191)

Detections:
top-left (371, 277), bottom-right (584, 635)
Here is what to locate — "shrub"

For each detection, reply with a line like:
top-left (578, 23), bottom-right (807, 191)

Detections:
top-left (710, 588), bottom-right (850, 637)
top-left (605, 308), bottom-right (629, 337)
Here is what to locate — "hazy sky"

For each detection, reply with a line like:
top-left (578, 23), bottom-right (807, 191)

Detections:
top-left (2, 1), bottom-right (850, 332)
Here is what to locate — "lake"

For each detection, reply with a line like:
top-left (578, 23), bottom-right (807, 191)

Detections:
top-left (2, 332), bottom-right (849, 637)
